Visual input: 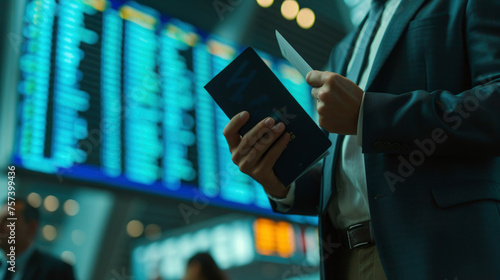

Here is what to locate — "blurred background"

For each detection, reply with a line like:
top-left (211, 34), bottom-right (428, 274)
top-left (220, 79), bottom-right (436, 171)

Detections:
top-left (0, 0), bottom-right (370, 279)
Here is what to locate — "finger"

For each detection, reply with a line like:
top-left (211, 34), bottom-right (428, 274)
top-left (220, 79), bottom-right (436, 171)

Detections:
top-left (244, 122), bottom-right (286, 163)
top-left (311, 87), bottom-right (320, 100)
top-left (306, 70), bottom-right (325, 87)
top-left (223, 111), bottom-right (249, 151)
top-left (258, 132), bottom-right (291, 171)
top-left (232, 116), bottom-right (275, 164)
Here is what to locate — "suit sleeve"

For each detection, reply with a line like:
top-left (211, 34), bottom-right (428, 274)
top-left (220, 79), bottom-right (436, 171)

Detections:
top-left (362, 0), bottom-right (500, 156)
top-left (268, 165), bottom-right (321, 216)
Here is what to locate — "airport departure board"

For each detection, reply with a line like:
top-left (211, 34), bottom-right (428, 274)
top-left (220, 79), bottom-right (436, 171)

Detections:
top-left (14, 0), bottom-right (315, 215)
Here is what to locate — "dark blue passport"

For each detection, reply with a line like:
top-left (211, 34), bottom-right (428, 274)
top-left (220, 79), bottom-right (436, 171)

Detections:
top-left (204, 47), bottom-right (331, 187)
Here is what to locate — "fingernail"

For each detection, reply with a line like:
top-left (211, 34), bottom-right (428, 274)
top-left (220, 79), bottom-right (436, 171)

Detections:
top-left (265, 118), bottom-right (275, 127)
top-left (273, 122), bottom-right (285, 132)
top-left (240, 111), bottom-right (248, 119)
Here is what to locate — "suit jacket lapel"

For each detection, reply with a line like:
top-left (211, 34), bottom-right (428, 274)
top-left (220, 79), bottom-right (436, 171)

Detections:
top-left (333, 16), bottom-right (366, 76)
top-left (365, 0), bottom-right (426, 89)
top-left (336, 31), bottom-right (358, 76)
top-left (321, 0), bottom-right (427, 214)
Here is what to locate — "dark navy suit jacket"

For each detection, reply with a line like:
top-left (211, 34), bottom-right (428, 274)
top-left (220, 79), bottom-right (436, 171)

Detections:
top-left (270, 0), bottom-right (500, 279)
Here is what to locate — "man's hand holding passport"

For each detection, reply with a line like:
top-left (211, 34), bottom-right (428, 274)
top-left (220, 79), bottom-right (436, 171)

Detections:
top-left (204, 31), bottom-right (331, 198)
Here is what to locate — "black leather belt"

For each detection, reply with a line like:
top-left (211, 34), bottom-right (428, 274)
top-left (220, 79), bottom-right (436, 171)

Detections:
top-left (342, 221), bottom-right (375, 250)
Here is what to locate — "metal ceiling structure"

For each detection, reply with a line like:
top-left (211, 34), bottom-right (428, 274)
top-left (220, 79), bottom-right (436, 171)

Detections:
top-left (131, 0), bottom-right (355, 69)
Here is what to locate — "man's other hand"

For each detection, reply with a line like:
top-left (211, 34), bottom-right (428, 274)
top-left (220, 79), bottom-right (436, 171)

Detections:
top-left (306, 70), bottom-right (364, 135)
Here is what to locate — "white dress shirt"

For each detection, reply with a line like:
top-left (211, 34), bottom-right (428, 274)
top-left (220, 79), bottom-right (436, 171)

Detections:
top-left (270, 0), bottom-right (402, 230)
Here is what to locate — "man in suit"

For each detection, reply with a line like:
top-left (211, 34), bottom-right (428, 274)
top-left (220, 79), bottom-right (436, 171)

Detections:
top-left (0, 199), bottom-right (75, 280)
top-left (223, 0), bottom-right (500, 279)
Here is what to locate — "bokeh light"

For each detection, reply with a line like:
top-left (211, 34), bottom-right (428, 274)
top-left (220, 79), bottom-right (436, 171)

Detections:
top-left (126, 220), bottom-right (144, 238)
top-left (297, 8), bottom-right (315, 29)
top-left (257, 0), bottom-right (274, 8)
top-left (27, 192), bottom-right (42, 208)
top-left (145, 224), bottom-right (162, 240)
top-left (42, 224), bottom-right (57, 241)
top-left (44, 195), bottom-right (59, 212)
top-left (61, 251), bottom-right (76, 265)
top-left (281, 0), bottom-right (299, 20)
top-left (63, 199), bottom-right (80, 216)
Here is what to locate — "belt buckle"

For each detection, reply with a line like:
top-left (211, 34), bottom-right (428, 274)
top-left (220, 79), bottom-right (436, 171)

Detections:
top-left (347, 223), bottom-right (369, 250)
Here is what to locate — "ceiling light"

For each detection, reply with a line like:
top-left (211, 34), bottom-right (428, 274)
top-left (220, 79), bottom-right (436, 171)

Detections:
top-left (297, 8), bottom-right (315, 29)
top-left (281, 0), bottom-right (299, 20)
top-left (257, 0), bottom-right (274, 8)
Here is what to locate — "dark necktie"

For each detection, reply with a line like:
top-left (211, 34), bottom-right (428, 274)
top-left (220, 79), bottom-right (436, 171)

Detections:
top-left (322, 0), bottom-right (386, 212)
top-left (347, 0), bottom-right (386, 84)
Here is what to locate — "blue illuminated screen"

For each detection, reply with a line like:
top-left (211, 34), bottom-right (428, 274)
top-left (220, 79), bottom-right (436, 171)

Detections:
top-left (15, 0), bottom-right (315, 215)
